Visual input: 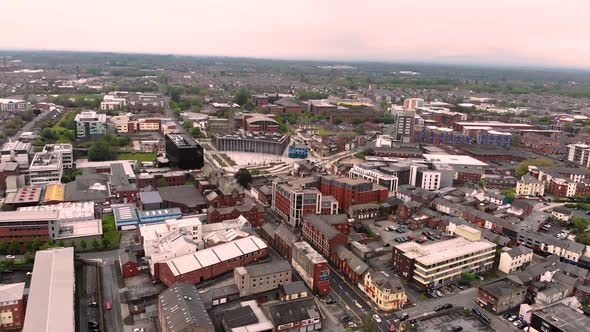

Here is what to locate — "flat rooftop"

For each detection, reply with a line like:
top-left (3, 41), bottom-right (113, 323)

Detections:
top-left (23, 247), bottom-right (74, 332)
top-left (18, 202), bottom-right (95, 221)
top-left (395, 237), bottom-right (495, 266)
top-left (55, 219), bottom-right (103, 240)
top-left (292, 241), bottom-right (327, 264)
top-left (422, 154), bottom-right (488, 166)
top-left (0, 210), bottom-right (59, 222)
top-left (532, 303), bottom-right (590, 331)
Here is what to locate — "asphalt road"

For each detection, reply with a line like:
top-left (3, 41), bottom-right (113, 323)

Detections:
top-left (9, 109), bottom-right (52, 140)
top-left (328, 265), bottom-right (393, 332)
top-left (102, 262), bottom-right (123, 332)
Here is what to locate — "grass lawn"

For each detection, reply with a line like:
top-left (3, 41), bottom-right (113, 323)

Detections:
top-left (116, 152), bottom-right (156, 162)
top-left (101, 215), bottom-right (121, 249)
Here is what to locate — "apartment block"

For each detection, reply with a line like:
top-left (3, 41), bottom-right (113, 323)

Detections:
top-left (515, 174), bottom-right (545, 196)
top-left (567, 143), bottom-right (590, 167)
top-left (392, 237), bottom-right (496, 289)
top-left (74, 111), bottom-right (107, 140)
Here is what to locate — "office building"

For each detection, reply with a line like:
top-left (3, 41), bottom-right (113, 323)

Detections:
top-left (74, 111), bottom-right (107, 140)
top-left (349, 162), bottom-right (400, 192)
top-left (0, 141), bottom-right (32, 168)
top-left (291, 241), bottom-right (330, 295)
top-left (317, 175), bottom-right (388, 210)
top-left (212, 130), bottom-right (290, 156)
top-left (0, 210), bottom-right (58, 242)
top-left (165, 133), bottom-right (204, 170)
top-left (288, 144), bottom-right (309, 159)
top-left (28, 151), bottom-right (63, 185)
top-left (42, 144), bottom-right (73, 168)
top-left (23, 248), bottom-right (74, 332)
top-left (234, 260), bottom-right (292, 297)
top-left (392, 237), bottom-right (496, 289)
top-left (272, 177), bottom-right (324, 228)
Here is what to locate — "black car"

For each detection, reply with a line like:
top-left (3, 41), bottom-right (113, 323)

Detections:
top-left (400, 313), bottom-right (409, 321)
top-left (503, 313), bottom-right (512, 319)
top-left (471, 308), bottom-right (482, 316)
top-left (88, 321), bottom-right (100, 328)
top-left (452, 327), bottom-right (463, 332)
top-left (433, 305), bottom-right (443, 312)
top-left (341, 315), bottom-right (352, 323)
top-left (442, 303), bottom-right (453, 310)
top-left (481, 315), bottom-right (491, 324)
top-left (325, 296), bottom-right (336, 304)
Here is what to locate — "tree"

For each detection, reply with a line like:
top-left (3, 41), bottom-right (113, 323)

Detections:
top-left (58, 240), bottom-right (65, 247)
top-left (88, 141), bottom-right (115, 161)
top-left (31, 239), bottom-right (43, 251)
top-left (462, 272), bottom-right (477, 282)
top-left (0, 242), bottom-right (9, 254)
top-left (92, 239), bottom-right (100, 249)
top-left (363, 313), bottom-right (377, 332)
top-left (233, 88), bottom-right (251, 106)
top-left (479, 178), bottom-right (487, 188)
top-left (70, 241), bottom-right (77, 250)
top-left (352, 117), bottom-right (364, 125)
top-left (102, 238), bottom-right (111, 249)
top-left (80, 239), bottom-right (87, 249)
top-left (182, 120), bottom-right (193, 130)
top-left (234, 168), bottom-right (253, 188)
top-left (8, 240), bottom-right (20, 254)
top-left (500, 189), bottom-right (516, 203)
top-left (191, 127), bottom-right (203, 138)
top-left (572, 217), bottom-right (590, 233)
top-left (333, 117), bottom-right (343, 125)
top-left (515, 158), bottom-right (554, 177)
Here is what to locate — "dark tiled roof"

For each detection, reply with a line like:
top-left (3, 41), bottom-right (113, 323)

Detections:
top-left (158, 283), bottom-right (213, 331)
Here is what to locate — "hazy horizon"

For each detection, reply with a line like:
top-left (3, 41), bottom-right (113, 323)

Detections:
top-left (3, 0), bottom-right (590, 69)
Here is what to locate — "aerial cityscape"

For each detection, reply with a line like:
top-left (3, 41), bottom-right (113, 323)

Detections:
top-left (2, 2), bottom-right (590, 332)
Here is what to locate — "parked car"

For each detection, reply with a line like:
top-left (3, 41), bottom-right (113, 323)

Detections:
top-left (5, 255), bottom-right (15, 259)
top-left (433, 305), bottom-right (443, 312)
top-left (400, 313), bottom-right (409, 321)
top-left (383, 243), bottom-right (391, 247)
top-left (503, 313), bottom-right (512, 319)
top-left (434, 289), bottom-right (443, 297)
top-left (508, 315), bottom-right (518, 322)
top-left (471, 308), bottom-right (482, 316)
top-left (325, 296), bottom-right (336, 304)
top-left (341, 315), bottom-right (352, 323)
top-left (452, 327), bottom-right (463, 332)
top-left (442, 303), bottom-right (453, 310)
top-left (89, 301), bottom-right (98, 307)
top-left (373, 314), bottom-right (382, 323)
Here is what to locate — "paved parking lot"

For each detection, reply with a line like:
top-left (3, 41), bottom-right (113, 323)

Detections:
top-left (413, 311), bottom-right (494, 332)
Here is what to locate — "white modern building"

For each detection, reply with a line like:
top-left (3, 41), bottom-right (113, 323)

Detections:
top-left (349, 163), bottom-right (399, 192)
top-left (74, 111), bottom-right (107, 140)
top-left (28, 151), bottom-right (63, 185)
top-left (0, 98), bottom-right (28, 111)
top-left (42, 144), bottom-right (74, 169)
top-left (567, 143), bottom-right (590, 167)
top-left (0, 141), bottom-right (32, 168)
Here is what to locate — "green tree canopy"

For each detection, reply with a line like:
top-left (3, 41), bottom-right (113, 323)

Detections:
top-left (233, 88), bottom-right (251, 106)
top-left (515, 158), bottom-right (554, 177)
top-left (234, 168), bottom-right (253, 188)
top-left (88, 141), bottom-right (115, 161)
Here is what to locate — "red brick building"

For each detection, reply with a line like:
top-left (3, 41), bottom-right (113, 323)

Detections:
top-left (157, 236), bottom-right (268, 286)
top-left (267, 98), bottom-right (302, 114)
top-left (291, 241), bottom-right (331, 296)
top-left (274, 224), bottom-right (299, 261)
top-left (136, 171), bottom-right (188, 188)
top-left (207, 200), bottom-right (263, 226)
top-left (0, 210), bottom-right (55, 243)
top-left (0, 282), bottom-right (25, 331)
top-left (121, 260), bottom-right (139, 278)
top-left (301, 215), bottom-right (348, 257)
top-left (331, 246), bottom-right (369, 285)
top-left (303, 214), bottom-right (350, 236)
top-left (316, 175), bottom-right (388, 210)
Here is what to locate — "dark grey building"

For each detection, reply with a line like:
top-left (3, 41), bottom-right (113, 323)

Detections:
top-left (157, 282), bottom-right (214, 332)
top-left (165, 133), bottom-right (204, 170)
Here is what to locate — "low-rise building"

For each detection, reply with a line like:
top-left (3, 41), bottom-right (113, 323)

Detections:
top-left (158, 282), bottom-right (214, 332)
top-left (363, 269), bottom-right (407, 311)
top-left (477, 278), bottom-right (527, 314)
top-left (551, 206), bottom-right (574, 222)
top-left (234, 260), bottom-right (292, 297)
top-left (42, 144), bottom-right (73, 169)
top-left (23, 248), bottom-right (74, 332)
top-left (498, 246), bottom-right (534, 274)
top-left (221, 300), bottom-right (274, 332)
top-left (0, 282), bottom-right (25, 331)
top-left (265, 297), bottom-right (322, 331)
top-left (528, 302), bottom-right (590, 332)
top-left (278, 281), bottom-right (309, 301)
top-left (0, 141), bottom-right (32, 168)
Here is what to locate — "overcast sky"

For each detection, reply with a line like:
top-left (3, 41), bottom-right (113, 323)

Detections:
top-left (4, 0), bottom-right (590, 68)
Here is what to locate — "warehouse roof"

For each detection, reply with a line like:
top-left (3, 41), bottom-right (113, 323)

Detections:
top-left (164, 236), bottom-right (268, 276)
top-left (158, 283), bottom-right (213, 332)
top-left (238, 260), bottom-right (292, 278)
top-left (0, 210), bottom-right (59, 222)
top-left (23, 247), bottom-right (74, 332)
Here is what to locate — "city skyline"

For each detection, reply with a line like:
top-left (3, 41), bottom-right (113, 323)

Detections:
top-left (3, 0), bottom-right (590, 69)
